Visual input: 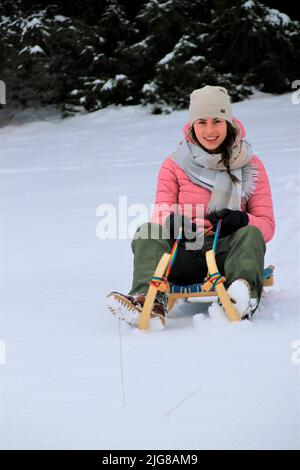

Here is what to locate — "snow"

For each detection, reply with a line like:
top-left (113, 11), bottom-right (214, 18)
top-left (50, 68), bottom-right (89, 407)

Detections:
top-left (23, 17), bottom-right (42, 30)
top-left (142, 81), bottom-right (157, 93)
top-left (265, 9), bottom-right (291, 26)
top-left (54, 15), bottom-right (68, 23)
top-left (130, 39), bottom-right (149, 50)
top-left (243, 0), bottom-right (255, 8)
top-left (0, 93), bottom-right (300, 450)
top-left (242, 2), bottom-right (292, 27)
top-left (101, 75), bottom-right (127, 91)
top-left (158, 51), bottom-right (174, 65)
top-left (20, 45), bottom-right (45, 55)
top-left (20, 16), bottom-right (43, 36)
top-left (101, 79), bottom-right (115, 91)
top-left (158, 36), bottom-right (197, 67)
top-left (185, 55), bottom-right (206, 65)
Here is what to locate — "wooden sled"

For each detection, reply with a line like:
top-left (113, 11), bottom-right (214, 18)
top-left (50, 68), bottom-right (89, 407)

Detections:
top-left (138, 251), bottom-right (275, 330)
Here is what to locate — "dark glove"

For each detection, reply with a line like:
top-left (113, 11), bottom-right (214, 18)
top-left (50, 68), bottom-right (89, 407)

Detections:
top-left (165, 213), bottom-right (197, 243)
top-left (208, 208), bottom-right (248, 238)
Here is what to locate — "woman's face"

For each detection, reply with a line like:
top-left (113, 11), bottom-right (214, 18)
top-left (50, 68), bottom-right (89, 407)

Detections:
top-left (193, 117), bottom-right (227, 151)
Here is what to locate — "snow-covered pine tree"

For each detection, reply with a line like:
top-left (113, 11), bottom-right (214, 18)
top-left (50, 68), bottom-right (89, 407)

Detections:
top-left (210, 0), bottom-right (300, 93)
top-left (137, 0), bottom-right (251, 111)
top-left (1, 0), bottom-right (299, 116)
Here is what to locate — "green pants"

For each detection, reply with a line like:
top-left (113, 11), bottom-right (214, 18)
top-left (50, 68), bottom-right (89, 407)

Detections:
top-left (129, 222), bottom-right (266, 300)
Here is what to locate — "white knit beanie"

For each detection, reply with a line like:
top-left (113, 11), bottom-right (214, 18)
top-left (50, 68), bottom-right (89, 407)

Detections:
top-left (189, 85), bottom-right (232, 125)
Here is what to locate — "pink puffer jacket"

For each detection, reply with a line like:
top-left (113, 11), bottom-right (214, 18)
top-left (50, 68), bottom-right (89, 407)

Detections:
top-left (151, 118), bottom-right (275, 243)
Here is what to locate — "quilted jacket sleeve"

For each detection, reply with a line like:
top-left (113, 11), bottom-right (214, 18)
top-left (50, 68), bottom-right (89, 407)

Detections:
top-left (151, 157), bottom-right (179, 224)
top-left (246, 156), bottom-right (275, 243)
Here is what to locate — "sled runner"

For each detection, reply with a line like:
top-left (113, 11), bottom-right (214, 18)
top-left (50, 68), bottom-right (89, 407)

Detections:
top-left (138, 222), bottom-right (275, 330)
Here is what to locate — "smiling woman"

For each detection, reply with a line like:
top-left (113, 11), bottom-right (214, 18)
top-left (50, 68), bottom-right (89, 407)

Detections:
top-left (188, 88), bottom-right (242, 185)
top-left (106, 85), bottom-right (275, 328)
top-left (193, 117), bottom-right (228, 150)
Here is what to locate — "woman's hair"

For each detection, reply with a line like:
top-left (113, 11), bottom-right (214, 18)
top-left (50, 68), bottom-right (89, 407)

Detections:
top-left (189, 122), bottom-right (240, 184)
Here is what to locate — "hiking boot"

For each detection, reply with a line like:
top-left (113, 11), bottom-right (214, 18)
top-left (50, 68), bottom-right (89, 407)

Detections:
top-left (106, 291), bottom-right (167, 328)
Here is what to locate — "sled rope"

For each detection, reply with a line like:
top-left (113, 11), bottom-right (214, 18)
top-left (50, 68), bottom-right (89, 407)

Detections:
top-left (166, 225), bottom-right (183, 277)
top-left (202, 272), bottom-right (224, 291)
top-left (149, 276), bottom-right (169, 292)
top-left (199, 220), bottom-right (223, 290)
top-left (212, 218), bottom-right (222, 252)
top-left (149, 223), bottom-right (217, 292)
top-left (201, 219), bottom-right (223, 288)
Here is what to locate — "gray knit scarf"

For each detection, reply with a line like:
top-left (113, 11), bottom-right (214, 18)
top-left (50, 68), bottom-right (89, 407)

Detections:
top-left (172, 123), bottom-right (258, 213)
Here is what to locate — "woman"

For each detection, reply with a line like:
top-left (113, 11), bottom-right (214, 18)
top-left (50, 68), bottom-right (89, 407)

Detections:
top-left (107, 85), bottom-right (275, 328)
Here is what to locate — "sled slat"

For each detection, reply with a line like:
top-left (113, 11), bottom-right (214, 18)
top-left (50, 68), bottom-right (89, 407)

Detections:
top-left (205, 249), bottom-right (241, 322)
top-left (138, 253), bottom-right (171, 330)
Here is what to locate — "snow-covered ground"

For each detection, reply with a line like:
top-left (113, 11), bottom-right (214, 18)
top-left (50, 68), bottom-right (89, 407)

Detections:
top-left (0, 93), bottom-right (299, 450)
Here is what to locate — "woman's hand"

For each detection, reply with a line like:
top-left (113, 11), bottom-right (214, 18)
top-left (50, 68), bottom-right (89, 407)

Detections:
top-left (208, 209), bottom-right (248, 237)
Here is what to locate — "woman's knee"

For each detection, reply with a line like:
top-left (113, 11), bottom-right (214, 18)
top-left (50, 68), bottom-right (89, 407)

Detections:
top-left (133, 222), bottom-right (167, 240)
top-left (131, 222), bottom-right (170, 253)
top-left (235, 225), bottom-right (265, 246)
